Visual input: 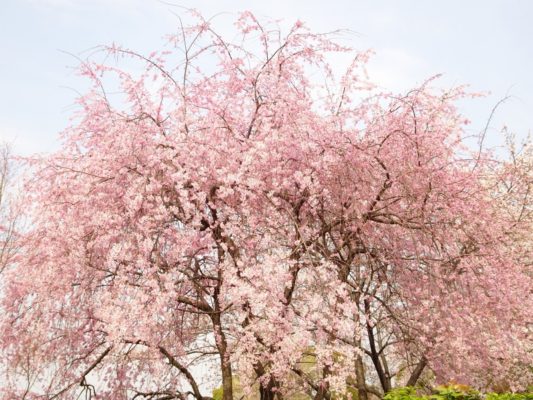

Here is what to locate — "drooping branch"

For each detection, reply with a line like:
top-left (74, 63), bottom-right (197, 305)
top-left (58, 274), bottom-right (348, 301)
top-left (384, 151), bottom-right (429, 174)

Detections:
top-left (50, 345), bottom-right (112, 399)
top-left (158, 346), bottom-right (212, 400)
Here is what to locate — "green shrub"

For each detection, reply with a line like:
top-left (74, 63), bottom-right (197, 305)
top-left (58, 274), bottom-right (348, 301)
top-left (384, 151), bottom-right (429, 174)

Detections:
top-left (430, 385), bottom-right (481, 400)
top-left (384, 386), bottom-right (419, 400)
top-left (212, 386), bottom-right (224, 400)
top-left (384, 386), bottom-right (532, 400)
top-left (486, 393), bottom-right (533, 400)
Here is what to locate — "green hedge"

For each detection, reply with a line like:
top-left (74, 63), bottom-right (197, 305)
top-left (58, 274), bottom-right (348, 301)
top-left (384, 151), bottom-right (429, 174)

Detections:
top-left (213, 384), bottom-right (533, 400)
top-left (384, 386), bottom-right (533, 400)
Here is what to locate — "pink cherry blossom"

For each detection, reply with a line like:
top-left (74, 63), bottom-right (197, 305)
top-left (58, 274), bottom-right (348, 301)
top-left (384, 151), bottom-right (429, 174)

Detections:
top-left (0, 11), bottom-right (531, 400)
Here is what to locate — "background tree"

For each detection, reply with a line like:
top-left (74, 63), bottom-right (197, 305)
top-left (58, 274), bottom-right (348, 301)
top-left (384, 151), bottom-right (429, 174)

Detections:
top-left (0, 144), bottom-right (18, 274)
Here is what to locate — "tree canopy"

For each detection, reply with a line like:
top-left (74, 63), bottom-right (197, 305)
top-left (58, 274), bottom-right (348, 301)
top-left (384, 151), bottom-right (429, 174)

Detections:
top-left (0, 11), bottom-right (531, 400)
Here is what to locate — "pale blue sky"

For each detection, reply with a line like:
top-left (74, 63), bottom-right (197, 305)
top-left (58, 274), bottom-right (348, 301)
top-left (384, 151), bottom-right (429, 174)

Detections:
top-left (1, 0), bottom-right (532, 155)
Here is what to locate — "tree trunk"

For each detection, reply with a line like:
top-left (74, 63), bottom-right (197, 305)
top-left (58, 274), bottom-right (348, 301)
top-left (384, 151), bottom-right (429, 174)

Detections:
top-left (354, 354), bottom-right (368, 400)
top-left (221, 358), bottom-right (233, 400)
top-left (259, 379), bottom-right (277, 400)
top-left (254, 361), bottom-right (282, 400)
top-left (212, 308), bottom-right (233, 400)
top-left (406, 357), bottom-right (427, 386)
top-left (365, 299), bottom-right (391, 393)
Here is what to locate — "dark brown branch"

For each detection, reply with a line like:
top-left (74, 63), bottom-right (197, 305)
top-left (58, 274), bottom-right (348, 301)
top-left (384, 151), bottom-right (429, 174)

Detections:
top-left (50, 345), bottom-right (112, 399)
top-left (158, 346), bottom-right (212, 400)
